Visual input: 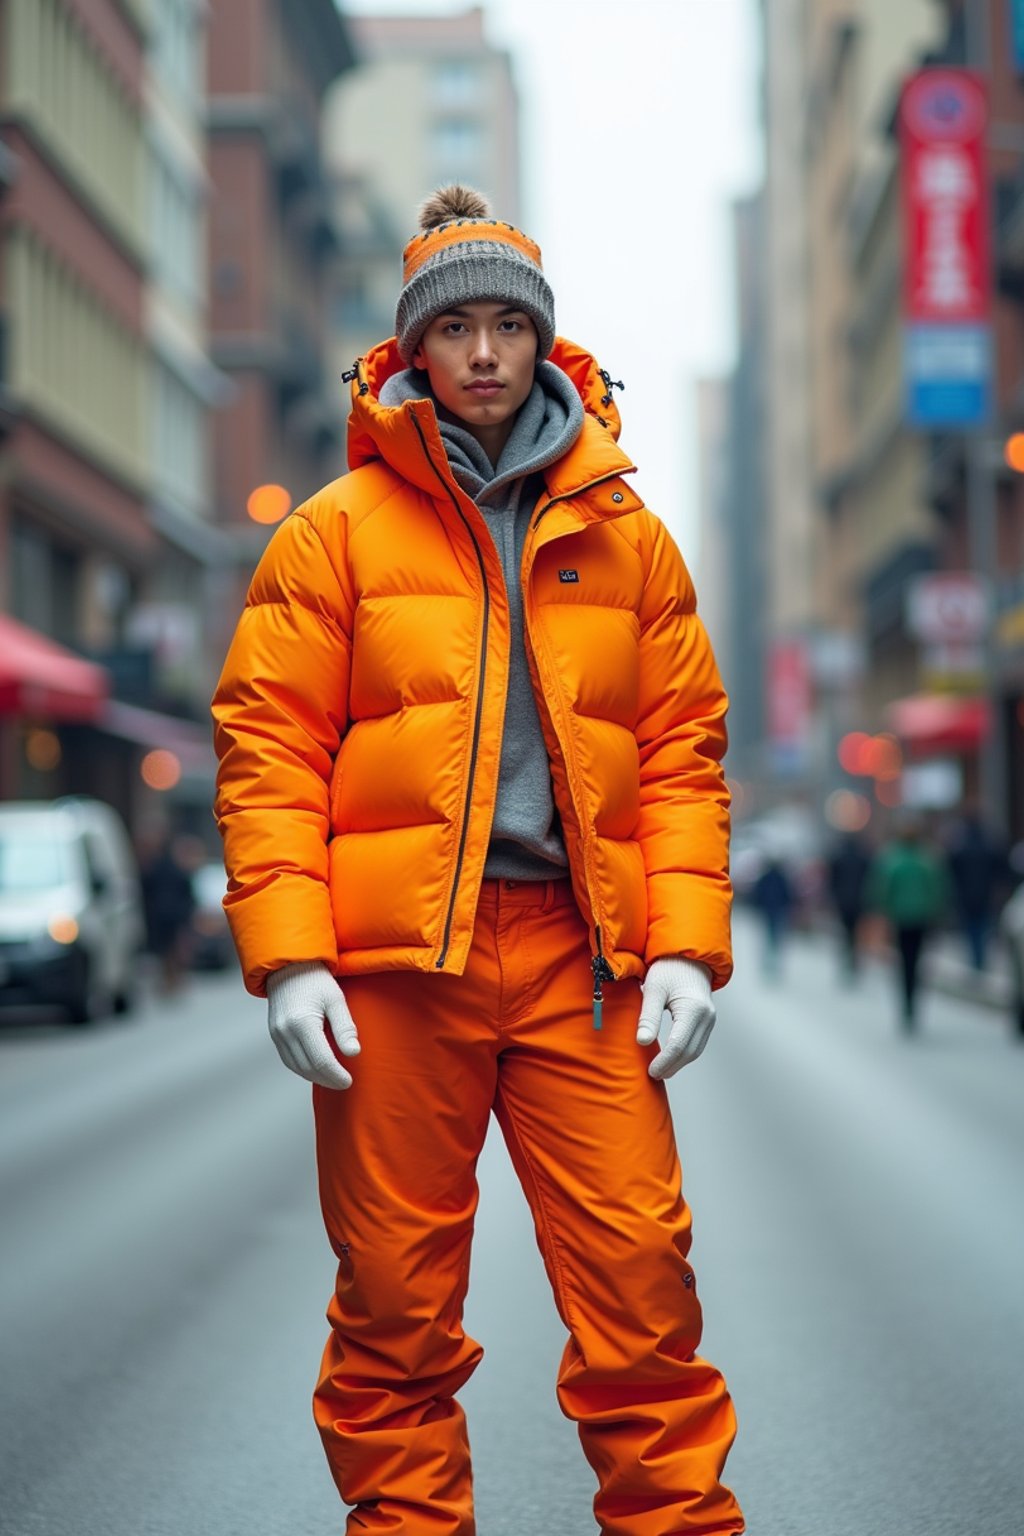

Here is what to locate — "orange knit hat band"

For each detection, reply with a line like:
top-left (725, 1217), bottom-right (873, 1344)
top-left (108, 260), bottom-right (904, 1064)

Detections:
top-left (402, 220), bottom-right (544, 284)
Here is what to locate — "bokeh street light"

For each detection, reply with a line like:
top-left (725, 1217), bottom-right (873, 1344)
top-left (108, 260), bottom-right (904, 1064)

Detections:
top-left (246, 484), bottom-right (293, 525)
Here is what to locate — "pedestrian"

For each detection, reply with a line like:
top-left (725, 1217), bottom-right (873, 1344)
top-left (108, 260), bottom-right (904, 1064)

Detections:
top-left (868, 817), bottom-right (949, 1031)
top-left (213, 185), bottom-right (744, 1536)
top-left (827, 831), bottom-right (872, 978)
top-left (751, 853), bottom-right (794, 978)
top-left (944, 803), bottom-right (1010, 973)
top-left (137, 826), bottom-right (195, 994)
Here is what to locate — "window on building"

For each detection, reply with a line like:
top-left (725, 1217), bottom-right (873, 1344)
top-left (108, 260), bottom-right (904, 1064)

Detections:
top-left (9, 521), bottom-right (80, 646)
top-left (10, 522), bottom-right (49, 631)
top-left (433, 59), bottom-right (479, 109)
top-left (51, 546), bottom-right (79, 648)
top-left (150, 148), bottom-right (201, 305)
top-left (215, 261), bottom-right (242, 296)
top-left (432, 118), bottom-right (482, 181)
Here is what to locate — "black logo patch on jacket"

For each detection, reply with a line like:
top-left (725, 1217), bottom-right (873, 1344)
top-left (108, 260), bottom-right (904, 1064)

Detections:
top-left (558, 569), bottom-right (579, 583)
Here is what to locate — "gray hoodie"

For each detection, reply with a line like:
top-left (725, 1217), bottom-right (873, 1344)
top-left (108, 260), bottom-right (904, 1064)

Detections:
top-left (380, 361), bottom-right (585, 879)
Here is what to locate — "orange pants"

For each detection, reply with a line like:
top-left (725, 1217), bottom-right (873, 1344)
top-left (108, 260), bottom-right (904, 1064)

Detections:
top-left (313, 878), bottom-right (743, 1535)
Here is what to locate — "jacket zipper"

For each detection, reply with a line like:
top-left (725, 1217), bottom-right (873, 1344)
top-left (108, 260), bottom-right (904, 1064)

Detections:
top-left (411, 413), bottom-right (490, 970)
top-left (525, 470), bottom-right (637, 1023)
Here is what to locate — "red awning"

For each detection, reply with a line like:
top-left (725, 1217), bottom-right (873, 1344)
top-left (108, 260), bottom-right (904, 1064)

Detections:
top-left (0, 613), bottom-right (110, 722)
top-left (885, 692), bottom-right (990, 755)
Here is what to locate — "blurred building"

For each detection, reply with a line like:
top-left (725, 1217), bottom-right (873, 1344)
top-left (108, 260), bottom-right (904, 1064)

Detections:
top-left (805, 1), bottom-right (946, 807)
top-left (694, 376), bottom-right (731, 666)
top-left (718, 194), bottom-right (768, 788)
top-left (761, 0), bottom-right (815, 789)
top-left (142, 0), bottom-right (230, 723)
top-left (323, 5), bottom-right (521, 373)
top-left (205, 0), bottom-right (357, 635)
top-left (927, 0), bottom-right (1024, 839)
top-left (328, 166), bottom-right (404, 375)
top-left (0, 0), bottom-right (153, 809)
top-left (732, 0), bottom-right (1024, 842)
top-left (988, 9), bottom-right (1024, 838)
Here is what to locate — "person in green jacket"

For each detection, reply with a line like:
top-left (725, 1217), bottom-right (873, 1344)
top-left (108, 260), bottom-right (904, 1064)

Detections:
top-left (868, 817), bottom-right (950, 1029)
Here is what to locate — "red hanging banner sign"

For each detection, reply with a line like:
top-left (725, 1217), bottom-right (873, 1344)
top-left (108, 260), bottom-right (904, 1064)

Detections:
top-left (901, 69), bottom-right (990, 325)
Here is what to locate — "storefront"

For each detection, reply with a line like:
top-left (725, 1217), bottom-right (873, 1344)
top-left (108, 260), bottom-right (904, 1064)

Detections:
top-left (0, 612), bottom-right (110, 800)
top-left (0, 613), bottom-right (215, 840)
top-left (884, 690), bottom-right (991, 813)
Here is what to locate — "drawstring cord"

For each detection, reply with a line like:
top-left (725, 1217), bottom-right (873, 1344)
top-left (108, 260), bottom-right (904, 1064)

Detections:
top-left (341, 360), bottom-right (368, 395)
top-left (598, 369), bottom-right (625, 408)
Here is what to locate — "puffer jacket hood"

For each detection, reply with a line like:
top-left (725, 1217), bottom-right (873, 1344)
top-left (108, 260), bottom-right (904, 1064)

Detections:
top-left (213, 334), bottom-right (732, 1001)
top-left (345, 335), bottom-right (634, 505)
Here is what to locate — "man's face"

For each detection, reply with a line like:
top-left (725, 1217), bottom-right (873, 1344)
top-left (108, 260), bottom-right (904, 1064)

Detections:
top-left (412, 301), bottom-right (538, 451)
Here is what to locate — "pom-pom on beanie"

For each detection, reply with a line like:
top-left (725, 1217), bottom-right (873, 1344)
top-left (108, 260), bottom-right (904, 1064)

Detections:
top-left (395, 185), bottom-right (556, 365)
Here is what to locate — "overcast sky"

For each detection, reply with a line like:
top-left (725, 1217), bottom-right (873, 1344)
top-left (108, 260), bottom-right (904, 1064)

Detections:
top-left (340, 0), bottom-right (763, 562)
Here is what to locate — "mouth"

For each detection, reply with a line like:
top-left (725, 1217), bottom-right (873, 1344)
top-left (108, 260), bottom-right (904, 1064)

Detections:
top-left (464, 381), bottom-right (505, 397)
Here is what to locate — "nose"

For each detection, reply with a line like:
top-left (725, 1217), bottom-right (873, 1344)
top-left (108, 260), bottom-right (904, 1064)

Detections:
top-left (469, 328), bottom-right (498, 367)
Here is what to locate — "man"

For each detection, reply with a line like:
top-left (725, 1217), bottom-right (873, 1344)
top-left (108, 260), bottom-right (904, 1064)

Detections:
top-left (869, 816), bottom-right (950, 1031)
top-left (827, 831), bottom-right (871, 979)
top-left (137, 825), bottom-right (196, 994)
top-left (751, 852), bottom-right (795, 979)
top-left (945, 803), bottom-right (1010, 973)
top-left (213, 186), bottom-right (744, 1536)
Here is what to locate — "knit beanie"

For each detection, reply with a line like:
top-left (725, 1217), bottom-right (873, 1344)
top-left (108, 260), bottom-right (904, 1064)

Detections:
top-left (395, 185), bottom-right (556, 365)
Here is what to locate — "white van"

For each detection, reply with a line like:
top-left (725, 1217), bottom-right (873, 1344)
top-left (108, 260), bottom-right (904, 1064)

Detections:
top-left (0, 798), bottom-right (144, 1023)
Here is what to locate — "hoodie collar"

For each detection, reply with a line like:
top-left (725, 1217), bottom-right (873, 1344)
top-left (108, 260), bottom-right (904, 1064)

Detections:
top-left (379, 359), bottom-right (584, 506)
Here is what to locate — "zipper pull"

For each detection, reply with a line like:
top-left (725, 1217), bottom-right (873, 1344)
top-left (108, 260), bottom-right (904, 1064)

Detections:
top-left (591, 953), bottom-right (605, 1030)
top-left (590, 930), bottom-right (616, 1030)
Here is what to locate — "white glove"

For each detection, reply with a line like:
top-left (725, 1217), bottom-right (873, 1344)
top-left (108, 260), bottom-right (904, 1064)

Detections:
top-left (265, 961), bottom-right (360, 1090)
top-left (636, 957), bottom-right (716, 1080)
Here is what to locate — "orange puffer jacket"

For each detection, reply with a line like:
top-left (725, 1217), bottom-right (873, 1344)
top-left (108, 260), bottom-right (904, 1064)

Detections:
top-left (212, 337), bottom-right (732, 1000)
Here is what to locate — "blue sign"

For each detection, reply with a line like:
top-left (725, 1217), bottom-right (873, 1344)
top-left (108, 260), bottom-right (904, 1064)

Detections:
top-left (904, 323), bottom-right (992, 428)
top-left (1010, 0), bottom-right (1024, 72)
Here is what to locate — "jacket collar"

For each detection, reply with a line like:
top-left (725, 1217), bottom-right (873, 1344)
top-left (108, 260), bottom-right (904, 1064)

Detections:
top-left (345, 336), bottom-right (639, 511)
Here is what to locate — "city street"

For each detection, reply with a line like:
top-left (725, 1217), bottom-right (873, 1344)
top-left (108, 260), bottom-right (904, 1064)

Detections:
top-left (1, 912), bottom-right (1021, 1536)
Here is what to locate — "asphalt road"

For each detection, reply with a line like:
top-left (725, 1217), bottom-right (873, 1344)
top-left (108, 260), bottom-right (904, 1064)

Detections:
top-left (1, 915), bottom-right (1021, 1536)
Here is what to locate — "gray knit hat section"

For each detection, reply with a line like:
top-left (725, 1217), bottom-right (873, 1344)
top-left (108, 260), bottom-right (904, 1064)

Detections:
top-left (396, 240), bottom-right (556, 364)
